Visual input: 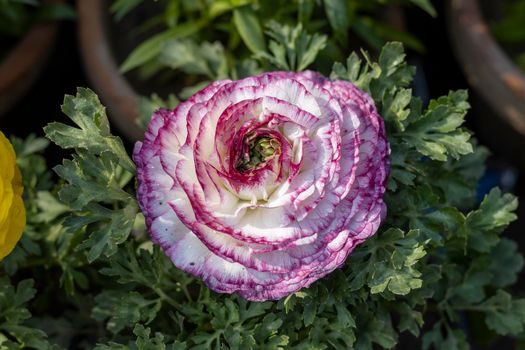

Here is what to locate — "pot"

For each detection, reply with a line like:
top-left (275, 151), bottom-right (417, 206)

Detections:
top-left (447, 0), bottom-right (525, 136)
top-left (77, 0), bottom-right (142, 141)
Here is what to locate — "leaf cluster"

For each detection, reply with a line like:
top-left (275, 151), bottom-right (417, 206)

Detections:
top-left (0, 0), bottom-right (75, 37)
top-left (2, 42), bottom-right (524, 349)
top-left (0, 278), bottom-right (58, 349)
top-left (116, 0), bottom-right (435, 74)
top-left (111, 0), bottom-right (436, 127)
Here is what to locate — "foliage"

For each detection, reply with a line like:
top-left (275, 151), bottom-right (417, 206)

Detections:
top-left (1, 41), bottom-right (523, 349)
top-left (111, 0), bottom-right (435, 125)
top-left (0, 0), bottom-right (74, 38)
top-left (115, 0), bottom-right (435, 74)
top-left (491, 0), bottom-right (525, 72)
top-left (0, 278), bottom-right (58, 349)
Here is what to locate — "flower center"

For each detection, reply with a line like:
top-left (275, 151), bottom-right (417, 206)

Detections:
top-left (235, 134), bottom-right (280, 172)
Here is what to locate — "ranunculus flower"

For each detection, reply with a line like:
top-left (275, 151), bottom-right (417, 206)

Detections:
top-left (0, 131), bottom-right (25, 261)
top-left (134, 71), bottom-right (389, 301)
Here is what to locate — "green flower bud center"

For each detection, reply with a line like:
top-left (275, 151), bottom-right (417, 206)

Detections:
top-left (236, 136), bottom-right (280, 172)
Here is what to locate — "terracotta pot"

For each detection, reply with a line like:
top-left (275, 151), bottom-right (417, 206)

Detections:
top-left (77, 0), bottom-right (142, 141)
top-left (447, 0), bottom-right (525, 136)
top-left (0, 3), bottom-right (61, 117)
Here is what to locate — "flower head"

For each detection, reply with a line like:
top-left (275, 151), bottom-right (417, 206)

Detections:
top-left (134, 71), bottom-right (389, 301)
top-left (0, 131), bottom-right (25, 261)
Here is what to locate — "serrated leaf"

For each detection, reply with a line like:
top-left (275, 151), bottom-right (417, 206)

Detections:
top-left (54, 152), bottom-right (132, 210)
top-left (44, 88), bottom-right (134, 173)
top-left (480, 290), bottom-right (525, 335)
top-left (348, 228), bottom-right (427, 296)
top-left (256, 21), bottom-right (326, 72)
top-left (466, 188), bottom-right (518, 252)
top-left (422, 323), bottom-right (468, 350)
top-left (395, 303), bottom-right (423, 337)
top-left (93, 291), bottom-right (162, 334)
top-left (403, 91), bottom-right (472, 161)
top-left (488, 238), bottom-right (524, 288)
top-left (0, 278), bottom-right (56, 349)
top-left (303, 301), bottom-right (317, 327)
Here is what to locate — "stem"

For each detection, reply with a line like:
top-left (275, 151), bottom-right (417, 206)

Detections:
top-left (181, 283), bottom-right (193, 303)
top-left (153, 286), bottom-right (181, 309)
top-left (450, 304), bottom-right (497, 312)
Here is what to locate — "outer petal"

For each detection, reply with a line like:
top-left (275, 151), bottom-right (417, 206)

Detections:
top-left (0, 132), bottom-right (25, 261)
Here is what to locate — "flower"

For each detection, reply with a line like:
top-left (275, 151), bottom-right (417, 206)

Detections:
top-left (0, 131), bottom-right (25, 261)
top-left (134, 71), bottom-right (389, 301)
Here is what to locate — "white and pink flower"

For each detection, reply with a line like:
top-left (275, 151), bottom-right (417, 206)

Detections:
top-left (133, 71), bottom-right (389, 301)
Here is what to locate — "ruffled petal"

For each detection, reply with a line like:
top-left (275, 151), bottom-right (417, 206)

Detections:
top-left (134, 71), bottom-right (389, 301)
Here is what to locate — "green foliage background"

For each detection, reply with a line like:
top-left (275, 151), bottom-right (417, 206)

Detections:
top-left (0, 0), bottom-right (74, 38)
top-left (491, 0), bottom-right (525, 72)
top-left (112, 0), bottom-right (436, 126)
top-left (1, 18), bottom-right (524, 350)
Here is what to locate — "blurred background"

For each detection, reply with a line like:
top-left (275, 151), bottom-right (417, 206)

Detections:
top-left (0, 0), bottom-right (524, 347)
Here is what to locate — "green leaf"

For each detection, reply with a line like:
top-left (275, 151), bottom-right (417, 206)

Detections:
top-left (331, 42), bottom-right (415, 102)
top-left (160, 39), bottom-right (228, 79)
top-left (256, 21), bottom-right (327, 71)
top-left (254, 314), bottom-right (285, 344)
top-left (232, 5), bottom-right (266, 54)
top-left (423, 208), bottom-right (465, 245)
top-left (382, 88), bottom-right (412, 130)
top-left (352, 17), bottom-right (384, 51)
top-left (0, 278), bottom-right (57, 350)
top-left (403, 90), bottom-right (472, 161)
top-left (323, 0), bottom-right (349, 45)
top-left (44, 88), bottom-right (135, 173)
top-left (355, 306), bottom-right (397, 349)
top-left (372, 42), bottom-right (415, 95)
top-left (71, 202), bottom-right (138, 263)
top-left (54, 152), bottom-right (133, 210)
top-left (138, 93), bottom-right (179, 131)
top-left (480, 290), bottom-right (525, 336)
top-left (348, 228), bottom-right (427, 296)
top-left (409, 0), bottom-right (437, 17)
top-left (231, 59), bottom-right (263, 79)
top-left (395, 303), bottom-right (423, 337)
top-left (298, 0), bottom-right (315, 24)
top-left (422, 323), bottom-right (468, 350)
top-left (33, 191), bottom-right (69, 223)
top-left (466, 188), bottom-right (518, 252)
top-left (488, 238), bottom-right (524, 288)
top-left (120, 22), bottom-right (206, 73)
top-left (93, 291), bottom-right (162, 334)
top-left (110, 0), bottom-right (141, 20)
top-left (44, 88), bottom-right (140, 263)
top-left (303, 301), bottom-right (317, 326)
top-left (94, 324), bottom-right (168, 349)
top-left (450, 265), bottom-right (492, 304)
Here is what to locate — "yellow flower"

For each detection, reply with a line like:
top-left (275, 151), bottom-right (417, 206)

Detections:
top-left (0, 131), bottom-right (25, 261)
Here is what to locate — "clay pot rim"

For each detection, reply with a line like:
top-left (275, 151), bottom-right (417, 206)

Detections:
top-left (447, 0), bottom-right (525, 136)
top-left (77, 0), bottom-right (142, 142)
